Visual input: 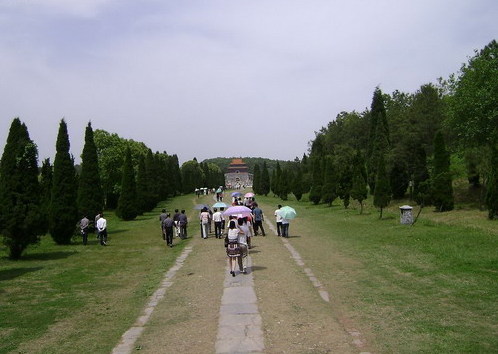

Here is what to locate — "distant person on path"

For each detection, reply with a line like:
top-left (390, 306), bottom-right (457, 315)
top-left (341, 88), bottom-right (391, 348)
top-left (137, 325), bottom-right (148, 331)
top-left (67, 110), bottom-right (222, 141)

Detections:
top-left (200, 207), bottom-right (210, 239)
top-left (274, 205), bottom-right (283, 236)
top-left (96, 213), bottom-right (108, 245)
top-left (220, 207), bottom-right (226, 235)
top-left (212, 208), bottom-right (223, 239)
top-left (225, 220), bottom-right (240, 277)
top-left (252, 203), bottom-right (266, 236)
top-left (237, 218), bottom-right (249, 274)
top-left (178, 210), bottom-right (188, 239)
top-left (162, 213), bottom-right (174, 247)
top-left (159, 209), bottom-right (168, 240)
top-left (173, 209), bottom-right (181, 238)
top-left (79, 215), bottom-right (89, 245)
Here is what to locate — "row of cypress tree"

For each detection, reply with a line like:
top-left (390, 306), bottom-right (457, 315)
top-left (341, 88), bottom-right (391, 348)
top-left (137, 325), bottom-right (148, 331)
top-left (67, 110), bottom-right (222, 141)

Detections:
top-left (0, 118), bottom-right (184, 259)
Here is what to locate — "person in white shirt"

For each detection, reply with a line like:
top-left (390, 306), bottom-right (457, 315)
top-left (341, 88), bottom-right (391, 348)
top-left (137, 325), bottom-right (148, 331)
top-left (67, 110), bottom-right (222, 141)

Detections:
top-left (274, 205), bottom-right (283, 236)
top-left (199, 208), bottom-right (210, 239)
top-left (212, 208), bottom-right (223, 239)
top-left (96, 213), bottom-right (107, 245)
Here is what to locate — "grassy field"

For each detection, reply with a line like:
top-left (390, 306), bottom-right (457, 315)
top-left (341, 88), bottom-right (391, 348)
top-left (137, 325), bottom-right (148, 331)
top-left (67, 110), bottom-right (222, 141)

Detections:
top-left (0, 194), bottom-right (197, 354)
top-left (255, 193), bottom-right (498, 353)
top-left (2, 190), bottom-right (498, 353)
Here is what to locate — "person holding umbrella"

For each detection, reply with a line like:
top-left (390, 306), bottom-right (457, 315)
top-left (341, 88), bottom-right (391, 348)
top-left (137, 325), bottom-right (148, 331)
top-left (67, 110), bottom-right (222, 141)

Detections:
top-left (279, 206), bottom-right (297, 237)
top-left (225, 220), bottom-right (241, 277)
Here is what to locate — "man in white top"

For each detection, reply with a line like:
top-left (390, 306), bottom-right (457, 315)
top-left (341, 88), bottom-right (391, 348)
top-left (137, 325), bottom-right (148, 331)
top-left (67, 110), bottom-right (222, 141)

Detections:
top-left (96, 213), bottom-right (107, 245)
top-left (274, 205), bottom-right (283, 236)
top-left (212, 208), bottom-right (223, 239)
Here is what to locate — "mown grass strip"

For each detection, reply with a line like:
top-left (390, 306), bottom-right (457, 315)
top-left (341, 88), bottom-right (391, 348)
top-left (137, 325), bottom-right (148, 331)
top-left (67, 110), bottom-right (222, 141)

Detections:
top-left (0, 194), bottom-right (197, 354)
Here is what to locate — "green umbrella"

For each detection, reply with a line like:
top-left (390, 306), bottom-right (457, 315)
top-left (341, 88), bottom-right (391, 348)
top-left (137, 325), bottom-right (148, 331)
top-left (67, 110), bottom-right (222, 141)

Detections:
top-left (279, 206), bottom-right (297, 219)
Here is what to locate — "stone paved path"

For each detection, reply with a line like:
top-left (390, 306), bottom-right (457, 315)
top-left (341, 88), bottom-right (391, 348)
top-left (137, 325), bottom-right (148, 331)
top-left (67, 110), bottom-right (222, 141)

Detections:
top-left (215, 256), bottom-right (265, 353)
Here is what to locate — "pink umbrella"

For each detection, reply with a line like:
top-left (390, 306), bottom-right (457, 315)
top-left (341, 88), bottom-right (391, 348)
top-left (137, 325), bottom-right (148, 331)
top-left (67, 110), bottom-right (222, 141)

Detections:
top-left (244, 192), bottom-right (255, 198)
top-left (223, 205), bottom-right (252, 217)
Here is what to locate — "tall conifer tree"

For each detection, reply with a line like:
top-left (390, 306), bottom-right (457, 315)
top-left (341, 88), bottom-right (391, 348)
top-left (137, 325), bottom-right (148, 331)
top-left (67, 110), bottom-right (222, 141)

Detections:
top-left (292, 165), bottom-right (304, 201)
top-left (50, 119), bottom-right (78, 244)
top-left (77, 122), bottom-right (103, 222)
top-left (431, 131), bottom-right (454, 212)
top-left (351, 152), bottom-right (368, 214)
top-left (260, 162), bottom-right (270, 196)
top-left (39, 158), bottom-right (53, 234)
top-left (0, 118), bottom-right (44, 259)
top-left (373, 152), bottom-right (391, 219)
top-left (135, 154), bottom-right (149, 214)
top-left (116, 147), bottom-right (138, 220)
top-left (253, 163), bottom-right (261, 194)
top-left (321, 155), bottom-right (338, 206)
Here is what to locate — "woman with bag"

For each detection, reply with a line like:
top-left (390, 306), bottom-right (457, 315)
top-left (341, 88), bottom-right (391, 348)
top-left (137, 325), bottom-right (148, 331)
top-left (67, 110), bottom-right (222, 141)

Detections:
top-left (225, 220), bottom-right (240, 277)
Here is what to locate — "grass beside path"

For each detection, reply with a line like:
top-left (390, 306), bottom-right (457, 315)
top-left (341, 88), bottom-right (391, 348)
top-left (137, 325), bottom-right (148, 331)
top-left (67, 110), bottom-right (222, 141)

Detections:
top-left (0, 194), bottom-right (196, 354)
top-left (254, 193), bottom-right (498, 353)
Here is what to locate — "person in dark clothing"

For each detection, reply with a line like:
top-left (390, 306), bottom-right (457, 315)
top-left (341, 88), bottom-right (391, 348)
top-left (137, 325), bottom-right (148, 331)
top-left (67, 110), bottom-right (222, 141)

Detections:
top-left (173, 209), bottom-right (181, 238)
top-left (159, 209), bottom-right (168, 240)
top-left (162, 213), bottom-right (175, 247)
top-left (252, 204), bottom-right (266, 236)
top-left (178, 210), bottom-right (188, 239)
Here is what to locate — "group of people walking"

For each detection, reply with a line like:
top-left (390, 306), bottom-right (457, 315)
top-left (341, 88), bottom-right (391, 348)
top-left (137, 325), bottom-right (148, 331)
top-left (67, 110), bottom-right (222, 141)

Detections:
top-left (159, 209), bottom-right (188, 247)
top-left (78, 213), bottom-right (108, 246)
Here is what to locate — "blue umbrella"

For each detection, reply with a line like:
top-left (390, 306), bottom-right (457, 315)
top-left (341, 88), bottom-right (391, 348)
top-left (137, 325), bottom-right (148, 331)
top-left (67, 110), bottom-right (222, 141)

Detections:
top-left (212, 202), bottom-right (228, 208)
top-left (279, 206), bottom-right (297, 219)
top-left (194, 204), bottom-right (210, 210)
top-left (231, 192), bottom-right (242, 197)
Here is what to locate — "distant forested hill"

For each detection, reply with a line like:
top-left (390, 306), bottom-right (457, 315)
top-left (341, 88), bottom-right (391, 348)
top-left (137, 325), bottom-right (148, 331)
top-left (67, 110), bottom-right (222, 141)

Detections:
top-left (202, 157), bottom-right (293, 173)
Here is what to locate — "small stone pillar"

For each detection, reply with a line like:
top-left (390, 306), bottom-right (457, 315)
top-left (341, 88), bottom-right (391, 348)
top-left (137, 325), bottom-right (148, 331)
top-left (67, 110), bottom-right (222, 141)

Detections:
top-left (399, 205), bottom-right (413, 225)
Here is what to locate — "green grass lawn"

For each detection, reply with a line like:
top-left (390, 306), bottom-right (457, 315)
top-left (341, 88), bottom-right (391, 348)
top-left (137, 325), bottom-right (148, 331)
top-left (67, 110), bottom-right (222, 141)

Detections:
top-left (256, 193), bottom-right (498, 353)
top-left (0, 194), bottom-right (197, 354)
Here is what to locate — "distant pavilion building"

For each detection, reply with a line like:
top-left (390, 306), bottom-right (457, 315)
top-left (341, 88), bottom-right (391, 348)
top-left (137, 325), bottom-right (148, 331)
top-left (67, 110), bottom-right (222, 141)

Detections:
top-left (225, 158), bottom-right (253, 188)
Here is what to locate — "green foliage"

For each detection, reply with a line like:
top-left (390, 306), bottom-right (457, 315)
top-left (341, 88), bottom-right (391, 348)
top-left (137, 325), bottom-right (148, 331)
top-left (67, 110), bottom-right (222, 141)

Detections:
top-left (181, 159), bottom-right (204, 194)
top-left (292, 165), bottom-right (304, 201)
top-left (367, 87), bottom-right (390, 193)
top-left (252, 163), bottom-right (261, 194)
top-left (485, 133), bottom-right (498, 219)
top-left (351, 151), bottom-right (368, 214)
top-left (135, 155), bottom-right (149, 214)
top-left (373, 152), bottom-right (391, 218)
top-left (49, 119), bottom-right (78, 245)
top-left (413, 144), bottom-right (431, 205)
top-left (449, 40), bottom-right (498, 147)
top-left (116, 147), bottom-right (138, 220)
top-left (77, 122), bottom-right (103, 222)
top-left (321, 155), bottom-right (338, 206)
top-left (390, 159), bottom-right (409, 199)
top-left (39, 158), bottom-right (52, 234)
top-left (309, 158), bottom-right (323, 205)
top-left (431, 131), bottom-right (454, 212)
top-left (0, 118), bottom-right (44, 259)
top-left (260, 162), bottom-right (270, 196)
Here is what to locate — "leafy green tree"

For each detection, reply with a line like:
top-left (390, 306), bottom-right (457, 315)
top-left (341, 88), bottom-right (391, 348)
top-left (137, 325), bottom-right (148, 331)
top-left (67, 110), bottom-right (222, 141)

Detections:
top-left (431, 131), bottom-right (454, 212)
top-left (116, 147), bottom-right (138, 220)
top-left (373, 152), bottom-right (391, 219)
top-left (49, 119), bottom-right (78, 245)
top-left (321, 155), bottom-right (338, 206)
top-left (77, 122), bottom-right (103, 222)
top-left (412, 144), bottom-right (431, 205)
top-left (279, 168), bottom-right (291, 200)
top-left (351, 152), bottom-right (368, 214)
top-left (0, 118), bottom-right (44, 259)
top-left (390, 158), bottom-right (409, 199)
top-left (260, 162), bottom-right (270, 196)
top-left (449, 40), bottom-right (498, 147)
top-left (485, 132), bottom-right (498, 219)
top-left (309, 158), bottom-right (323, 205)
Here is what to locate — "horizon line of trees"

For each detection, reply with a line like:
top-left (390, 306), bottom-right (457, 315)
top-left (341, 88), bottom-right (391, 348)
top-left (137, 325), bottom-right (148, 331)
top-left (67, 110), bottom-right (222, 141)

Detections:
top-left (252, 39), bottom-right (497, 220)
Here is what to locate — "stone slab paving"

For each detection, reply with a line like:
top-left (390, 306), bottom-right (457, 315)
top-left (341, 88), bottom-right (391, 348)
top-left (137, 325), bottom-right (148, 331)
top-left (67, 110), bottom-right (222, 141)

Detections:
top-left (112, 246), bottom-right (193, 354)
top-left (215, 256), bottom-right (265, 354)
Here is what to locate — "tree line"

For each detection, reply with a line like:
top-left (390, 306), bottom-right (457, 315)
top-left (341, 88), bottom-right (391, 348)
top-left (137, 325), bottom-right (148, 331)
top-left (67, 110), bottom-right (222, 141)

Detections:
top-left (0, 119), bottom-right (224, 259)
top-left (252, 40), bottom-right (498, 219)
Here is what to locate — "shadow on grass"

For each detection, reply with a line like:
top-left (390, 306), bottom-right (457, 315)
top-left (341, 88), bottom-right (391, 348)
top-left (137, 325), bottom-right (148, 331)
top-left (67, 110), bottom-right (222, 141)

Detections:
top-left (108, 228), bottom-right (130, 235)
top-left (287, 235), bottom-right (301, 238)
top-left (22, 251), bottom-right (77, 261)
top-left (250, 265), bottom-right (267, 272)
top-left (0, 266), bottom-right (43, 281)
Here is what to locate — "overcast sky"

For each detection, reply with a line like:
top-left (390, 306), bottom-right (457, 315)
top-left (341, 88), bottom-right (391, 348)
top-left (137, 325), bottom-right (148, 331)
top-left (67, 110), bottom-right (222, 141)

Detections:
top-left (0, 1), bottom-right (496, 165)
